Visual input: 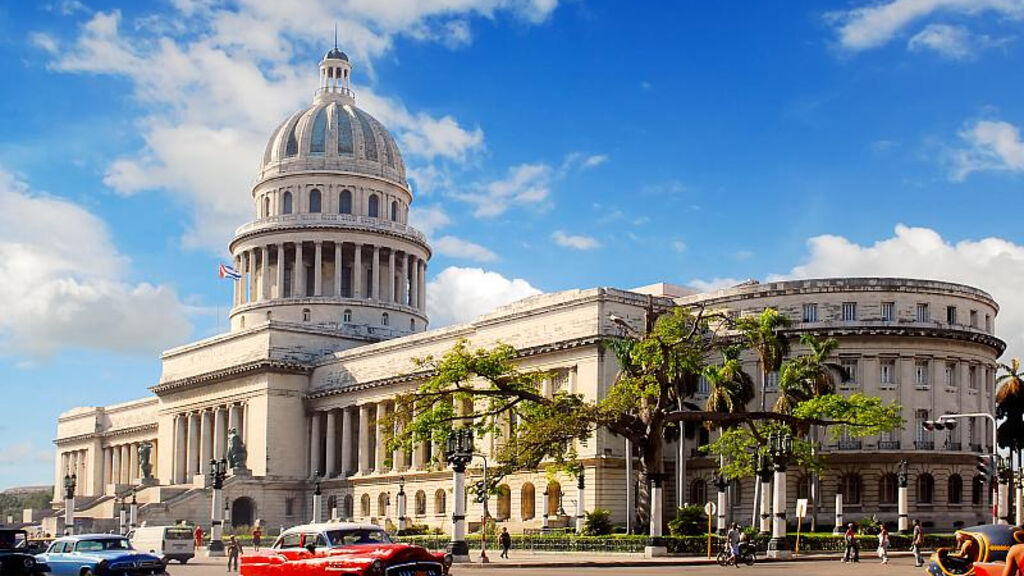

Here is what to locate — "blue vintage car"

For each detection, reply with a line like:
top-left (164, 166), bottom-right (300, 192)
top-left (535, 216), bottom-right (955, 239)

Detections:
top-left (34, 535), bottom-right (166, 576)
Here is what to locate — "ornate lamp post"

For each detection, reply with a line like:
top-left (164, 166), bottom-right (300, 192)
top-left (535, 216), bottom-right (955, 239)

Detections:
top-left (207, 458), bottom-right (228, 556)
top-left (397, 476), bottom-right (408, 532)
top-left (1016, 474), bottom-right (1024, 526)
top-left (756, 450), bottom-right (773, 534)
top-left (118, 497), bottom-right (127, 535)
top-left (575, 474), bottom-right (585, 534)
top-left (712, 472), bottom-right (728, 534)
top-left (896, 460), bottom-right (909, 533)
top-left (444, 428), bottom-right (473, 562)
top-left (766, 431), bottom-right (794, 559)
top-left (833, 475), bottom-right (844, 535)
top-left (541, 487), bottom-right (550, 530)
top-left (63, 472), bottom-right (76, 535)
top-left (311, 472), bottom-right (323, 524)
top-left (129, 488), bottom-right (139, 531)
top-left (998, 457), bottom-right (1012, 525)
top-left (645, 472), bottom-right (668, 558)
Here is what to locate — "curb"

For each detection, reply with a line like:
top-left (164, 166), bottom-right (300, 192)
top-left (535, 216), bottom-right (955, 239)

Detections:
top-left (453, 551), bottom-right (917, 569)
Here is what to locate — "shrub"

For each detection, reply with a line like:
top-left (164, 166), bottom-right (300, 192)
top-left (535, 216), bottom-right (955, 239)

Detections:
top-left (398, 524), bottom-right (430, 536)
top-left (582, 509), bottom-right (614, 536)
top-left (668, 505), bottom-right (708, 536)
top-left (856, 515), bottom-right (882, 535)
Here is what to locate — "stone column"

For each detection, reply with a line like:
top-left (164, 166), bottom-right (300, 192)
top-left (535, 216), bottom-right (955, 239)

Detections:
top-left (260, 246), bottom-right (270, 301)
top-left (314, 241), bottom-right (323, 296)
top-left (411, 441), bottom-right (425, 470)
top-left (375, 403), bottom-right (387, 472)
top-left (576, 474), bottom-right (585, 534)
top-left (419, 260), bottom-right (427, 311)
top-left (294, 241), bottom-right (305, 298)
top-left (398, 254), bottom-right (408, 306)
top-left (999, 479), bottom-right (1011, 525)
top-left (392, 410), bottom-right (405, 471)
top-left (309, 411), bottom-right (322, 477)
top-left (759, 469), bottom-right (773, 534)
top-left (358, 404), bottom-right (372, 475)
top-left (325, 409), bottom-right (338, 477)
top-left (275, 243), bottom-right (285, 299)
top-left (120, 445), bottom-right (131, 484)
top-left (111, 447), bottom-right (121, 486)
top-left (451, 462), bottom-right (470, 561)
top-left (340, 407), bottom-right (353, 476)
top-left (128, 443), bottom-right (138, 484)
top-left (833, 493), bottom-right (844, 534)
top-left (334, 242), bottom-right (343, 297)
top-left (645, 475), bottom-right (666, 557)
top-left (768, 464), bottom-right (791, 559)
top-left (200, 411), bottom-right (213, 471)
top-left (371, 246), bottom-right (380, 300)
top-left (213, 407), bottom-right (227, 460)
top-left (353, 243), bottom-right (363, 299)
top-left (243, 252), bottom-right (251, 303)
top-left (187, 412), bottom-right (200, 481)
top-left (409, 256), bottom-right (418, 310)
top-left (103, 448), bottom-right (112, 487)
top-left (387, 249), bottom-right (396, 303)
top-left (898, 477), bottom-right (909, 532)
top-left (174, 415), bottom-right (187, 484)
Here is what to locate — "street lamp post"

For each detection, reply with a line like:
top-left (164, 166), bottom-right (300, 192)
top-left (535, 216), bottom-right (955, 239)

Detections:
top-left (207, 458), bottom-right (228, 556)
top-left (644, 473), bottom-right (668, 558)
top-left (575, 474), bottom-right (585, 534)
top-left (1016, 474), bottom-right (1024, 527)
top-left (397, 476), bottom-right (407, 532)
top-left (118, 497), bottom-right (127, 535)
top-left (756, 450), bottom-right (773, 534)
top-left (444, 428), bottom-right (473, 563)
top-left (63, 472), bottom-right (76, 535)
top-left (766, 431), bottom-right (794, 559)
top-left (311, 472), bottom-right (323, 524)
top-left (896, 460), bottom-right (909, 533)
top-left (924, 413), bottom-right (1002, 523)
top-left (129, 489), bottom-right (139, 532)
top-left (712, 473), bottom-right (728, 534)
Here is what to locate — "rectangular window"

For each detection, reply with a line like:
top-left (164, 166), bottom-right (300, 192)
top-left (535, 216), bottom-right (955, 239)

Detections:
top-left (970, 310), bottom-right (978, 328)
top-left (880, 359), bottom-right (897, 388)
top-left (915, 409), bottom-right (931, 443)
top-left (765, 371), bottom-right (780, 392)
top-left (968, 418), bottom-right (977, 445)
top-left (945, 362), bottom-right (957, 389)
top-left (697, 375), bottom-right (709, 395)
top-left (947, 306), bottom-right (957, 325)
top-left (968, 365), bottom-right (978, 391)
top-left (985, 314), bottom-right (992, 332)
top-left (916, 303), bottom-right (930, 322)
top-left (285, 498), bottom-right (295, 516)
top-left (840, 358), bottom-right (858, 388)
top-left (841, 302), bottom-right (857, 321)
top-left (881, 301), bottom-right (895, 322)
top-left (802, 303), bottom-right (818, 323)
top-left (915, 360), bottom-right (930, 388)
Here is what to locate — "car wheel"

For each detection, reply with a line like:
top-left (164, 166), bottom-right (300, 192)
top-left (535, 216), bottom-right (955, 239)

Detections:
top-left (82, 569), bottom-right (94, 576)
top-left (180, 558), bottom-right (189, 564)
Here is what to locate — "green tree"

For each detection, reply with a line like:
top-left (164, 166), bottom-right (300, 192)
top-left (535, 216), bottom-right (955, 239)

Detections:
top-left (996, 359), bottom-right (1024, 471)
top-left (735, 308), bottom-right (790, 412)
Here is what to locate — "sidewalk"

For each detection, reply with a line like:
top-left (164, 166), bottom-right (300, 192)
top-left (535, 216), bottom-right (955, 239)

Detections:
top-left (448, 550), bottom-right (916, 569)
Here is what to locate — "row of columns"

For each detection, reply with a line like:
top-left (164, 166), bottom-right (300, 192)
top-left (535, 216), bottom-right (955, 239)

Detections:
top-left (100, 441), bottom-right (157, 486)
top-left (61, 450), bottom-right (89, 497)
top-left (172, 404), bottom-right (246, 485)
top-left (309, 402), bottom-right (439, 478)
top-left (234, 241), bottom-right (426, 312)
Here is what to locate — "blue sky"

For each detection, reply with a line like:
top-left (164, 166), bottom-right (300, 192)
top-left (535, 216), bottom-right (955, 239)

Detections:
top-left (3, 0), bottom-right (1024, 489)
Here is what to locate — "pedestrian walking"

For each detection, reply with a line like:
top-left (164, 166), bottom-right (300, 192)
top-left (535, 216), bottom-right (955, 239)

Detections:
top-left (877, 525), bottom-right (890, 565)
top-left (252, 526), bottom-right (262, 552)
top-left (227, 535), bottom-right (243, 572)
top-left (842, 523), bottom-right (860, 563)
top-left (912, 519), bottom-right (925, 567)
top-left (498, 527), bottom-right (511, 559)
top-left (194, 525), bottom-right (204, 550)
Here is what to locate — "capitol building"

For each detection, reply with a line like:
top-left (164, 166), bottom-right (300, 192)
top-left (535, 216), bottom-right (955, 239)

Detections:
top-left (51, 50), bottom-right (1005, 534)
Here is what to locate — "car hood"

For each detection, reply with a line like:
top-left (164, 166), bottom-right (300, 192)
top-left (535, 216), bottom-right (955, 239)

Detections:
top-left (325, 544), bottom-right (440, 563)
top-left (61, 551), bottom-right (162, 563)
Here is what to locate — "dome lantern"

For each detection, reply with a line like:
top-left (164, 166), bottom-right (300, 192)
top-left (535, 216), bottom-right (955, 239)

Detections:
top-left (318, 33), bottom-right (353, 104)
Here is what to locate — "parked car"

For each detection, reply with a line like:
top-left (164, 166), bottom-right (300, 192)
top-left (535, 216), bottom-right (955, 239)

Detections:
top-left (34, 535), bottom-right (166, 576)
top-left (240, 522), bottom-right (452, 576)
top-left (126, 525), bottom-right (195, 564)
top-left (927, 523), bottom-right (1024, 576)
top-left (0, 529), bottom-right (50, 576)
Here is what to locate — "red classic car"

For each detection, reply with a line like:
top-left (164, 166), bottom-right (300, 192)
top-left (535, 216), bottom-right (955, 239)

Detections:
top-left (240, 523), bottom-right (452, 576)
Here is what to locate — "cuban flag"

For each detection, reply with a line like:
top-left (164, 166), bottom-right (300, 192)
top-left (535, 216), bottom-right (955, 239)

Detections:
top-left (219, 263), bottom-right (242, 280)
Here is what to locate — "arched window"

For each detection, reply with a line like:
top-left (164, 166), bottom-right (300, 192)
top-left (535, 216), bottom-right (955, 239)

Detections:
top-left (840, 474), bottom-right (862, 505)
top-left (391, 200), bottom-right (398, 221)
top-left (410, 319), bottom-right (416, 331)
top-left (309, 189), bottom-right (322, 213)
top-left (546, 482), bottom-right (562, 516)
top-left (415, 490), bottom-right (427, 516)
top-left (729, 479), bottom-right (743, 506)
top-left (360, 494), bottom-right (370, 517)
top-left (381, 312), bottom-right (389, 326)
top-left (343, 495), bottom-right (353, 519)
top-left (266, 311), bottom-right (272, 321)
top-left (948, 474), bottom-right (963, 505)
top-left (302, 308), bottom-right (311, 322)
top-left (240, 316), bottom-right (245, 329)
top-left (377, 492), bottom-right (388, 517)
top-left (368, 194), bottom-right (380, 218)
top-left (690, 479), bottom-right (707, 505)
top-left (520, 483), bottom-right (535, 520)
top-left (434, 489), bottom-right (446, 515)
top-left (310, 108), bottom-right (327, 154)
top-left (339, 189), bottom-right (352, 214)
top-left (285, 123), bottom-right (299, 157)
top-left (972, 475), bottom-right (985, 505)
top-left (918, 473), bottom-right (935, 504)
top-left (343, 309), bottom-right (352, 323)
top-left (327, 495), bottom-right (338, 516)
top-left (283, 191), bottom-right (293, 214)
top-left (262, 196), bottom-right (270, 218)
top-left (796, 475), bottom-right (812, 501)
top-left (496, 485), bottom-right (511, 520)
top-left (879, 473), bottom-right (898, 505)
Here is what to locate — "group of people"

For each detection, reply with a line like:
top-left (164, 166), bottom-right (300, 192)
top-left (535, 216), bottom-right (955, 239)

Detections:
top-left (841, 519), bottom-right (927, 566)
top-left (192, 524), bottom-right (262, 571)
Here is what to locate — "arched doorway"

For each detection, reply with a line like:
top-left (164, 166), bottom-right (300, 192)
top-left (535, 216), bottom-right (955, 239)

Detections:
top-left (232, 497), bottom-right (256, 527)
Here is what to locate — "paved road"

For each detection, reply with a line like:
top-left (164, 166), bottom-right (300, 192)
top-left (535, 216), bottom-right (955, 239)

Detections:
top-left (173, 555), bottom-right (929, 576)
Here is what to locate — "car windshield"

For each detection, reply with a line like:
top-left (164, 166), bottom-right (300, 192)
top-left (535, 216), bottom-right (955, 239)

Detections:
top-left (0, 531), bottom-right (28, 550)
top-left (324, 529), bottom-right (392, 546)
top-left (75, 538), bottom-right (133, 552)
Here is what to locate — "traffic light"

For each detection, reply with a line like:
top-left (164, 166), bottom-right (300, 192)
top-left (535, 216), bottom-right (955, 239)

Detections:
top-left (976, 454), bottom-right (995, 479)
top-left (473, 481), bottom-right (488, 504)
top-left (922, 419), bottom-right (957, 431)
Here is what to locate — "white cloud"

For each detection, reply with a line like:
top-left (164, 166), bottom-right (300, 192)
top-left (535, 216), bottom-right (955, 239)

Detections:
top-left (766, 225), bottom-right (1024, 359)
top-left (408, 205), bottom-right (452, 236)
top-left (0, 168), bottom-right (192, 357)
top-left (552, 230), bottom-right (600, 250)
top-left (952, 119), bottom-right (1024, 180)
top-left (29, 32), bottom-right (59, 54)
top-left (434, 235), bottom-right (498, 262)
top-left (0, 442), bottom-right (52, 466)
top-left (830, 0), bottom-right (1024, 52)
top-left (452, 163), bottom-right (553, 218)
top-left (426, 266), bottom-right (541, 327)
top-left (908, 24), bottom-right (973, 58)
top-left (671, 240), bottom-right (687, 253)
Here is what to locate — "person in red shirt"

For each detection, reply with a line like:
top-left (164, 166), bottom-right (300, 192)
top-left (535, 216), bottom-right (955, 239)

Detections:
top-left (194, 525), bottom-right (204, 549)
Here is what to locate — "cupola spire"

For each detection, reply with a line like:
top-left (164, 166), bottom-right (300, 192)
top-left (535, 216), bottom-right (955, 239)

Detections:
top-left (318, 36), bottom-right (353, 103)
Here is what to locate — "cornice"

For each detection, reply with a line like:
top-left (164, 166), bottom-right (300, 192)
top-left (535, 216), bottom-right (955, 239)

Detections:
top-left (150, 359), bottom-right (312, 395)
top-left (55, 423), bottom-right (158, 446)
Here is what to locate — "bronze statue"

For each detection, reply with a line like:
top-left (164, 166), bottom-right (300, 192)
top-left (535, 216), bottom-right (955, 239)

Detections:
top-left (138, 442), bottom-right (153, 479)
top-left (226, 428), bottom-right (248, 469)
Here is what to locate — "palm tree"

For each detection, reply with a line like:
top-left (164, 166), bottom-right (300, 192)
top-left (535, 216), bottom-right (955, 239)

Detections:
top-left (703, 358), bottom-right (756, 416)
top-left (736, 308), bottom-right (791, 411)
top-left (774, 334), bottom-right (846, 415)
top-left (996, 359), bottom-right (1024, 479)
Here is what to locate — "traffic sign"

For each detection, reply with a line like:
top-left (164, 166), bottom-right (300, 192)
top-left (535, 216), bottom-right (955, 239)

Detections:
top-left (704, 501), bottom-right (716, 516)
top-left (796, 498), bottom-right (808, 518)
